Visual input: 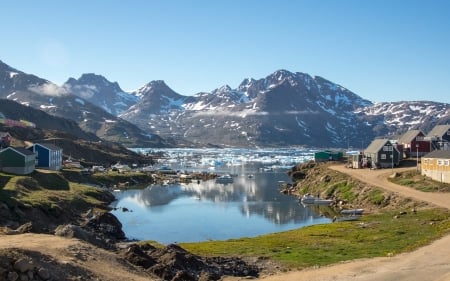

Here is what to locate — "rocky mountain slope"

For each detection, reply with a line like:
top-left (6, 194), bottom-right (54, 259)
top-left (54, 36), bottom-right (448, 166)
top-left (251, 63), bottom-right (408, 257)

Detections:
top-left (0, 60), bottom-right (169, 148)
top-left (355, 101), bottom-right (450, 137)
top-left (0, 101), bottom-right (153, 167)
top-left (63, 73), bottom-right (139, 116)
top-left (2, 59), bottom-right (449, 148)
top-left (119, 70), bottom-right (375, 147)
top-left (119, 70), bottom-right (449, 147)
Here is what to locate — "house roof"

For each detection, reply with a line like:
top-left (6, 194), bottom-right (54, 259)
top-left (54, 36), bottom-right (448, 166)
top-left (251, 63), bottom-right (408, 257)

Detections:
top-left (426, 125), bottom-right (450, 138)
top-left (35, 143), bottom-right (62, 151)
top-left (365, 139), bottom-right (390, 153)
top-left (423, 150), bottom-right (450, 159)
top-left (398, 130), bottom-right (423, 144)
top-left (0, 146), bottom-right (36, 156)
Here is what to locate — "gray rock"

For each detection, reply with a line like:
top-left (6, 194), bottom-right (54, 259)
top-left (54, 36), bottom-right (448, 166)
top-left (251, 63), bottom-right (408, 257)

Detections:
top-left (13, 258), bottom-right (34, 273)
top-left (7, 271), bottom-right (19, 281)
top-left (37, 267), bottom-right (50, 280)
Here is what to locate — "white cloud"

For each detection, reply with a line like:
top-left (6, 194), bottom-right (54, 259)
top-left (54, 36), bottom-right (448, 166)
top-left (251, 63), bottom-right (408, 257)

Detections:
top-left (29, 83), bottom-right (69, 96)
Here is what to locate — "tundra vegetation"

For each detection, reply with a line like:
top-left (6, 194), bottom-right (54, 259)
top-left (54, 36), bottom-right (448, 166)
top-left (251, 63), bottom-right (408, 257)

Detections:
top-left (181, 162), bottom-right (450, 270)
top-left (1, 163), bottom-right (449, 274)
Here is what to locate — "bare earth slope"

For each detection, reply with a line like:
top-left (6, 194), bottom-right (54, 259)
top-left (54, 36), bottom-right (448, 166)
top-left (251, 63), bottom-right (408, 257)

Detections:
top-left (0, 233), bottom-right (155, 281)
top-left (226, 165), bottom-right (450, 281)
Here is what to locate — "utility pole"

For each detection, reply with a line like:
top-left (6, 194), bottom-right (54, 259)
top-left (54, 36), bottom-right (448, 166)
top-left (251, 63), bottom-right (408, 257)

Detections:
top-left (391, 145), bottom-right (394, 172)
top-left (416, 144), bottom-right (419, 172)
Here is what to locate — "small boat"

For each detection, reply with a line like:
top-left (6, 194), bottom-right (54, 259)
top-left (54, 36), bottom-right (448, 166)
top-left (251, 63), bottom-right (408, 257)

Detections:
top-left (334, 215), bottom-right (361, 222)
top-left (300, 194), bottom-right (316, 204)
top-left (215, 174), bottom-right (234, 183)
top-left (313, 198), bottom-right (333, 205)
top-left (300, 194), bottom-right (333, 205)
top-left (340, 209), bottom-right (364, 215)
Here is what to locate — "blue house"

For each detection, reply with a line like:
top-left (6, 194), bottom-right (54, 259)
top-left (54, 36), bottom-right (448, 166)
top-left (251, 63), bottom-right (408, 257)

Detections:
top-left (30, 143), bottom-right (63, 171)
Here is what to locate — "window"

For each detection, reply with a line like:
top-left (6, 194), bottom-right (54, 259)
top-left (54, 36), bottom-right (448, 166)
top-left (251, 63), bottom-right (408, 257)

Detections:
top-left (381, 154), bottom-right (387, 160)
top-left (444, 160), bottom-right (450, 166)
top-left (383, 145), bottom-right (392, 151)
top-left (416, 136), bottom-right (424, 141)
top-left (437, 160), bottom-right (444, 166)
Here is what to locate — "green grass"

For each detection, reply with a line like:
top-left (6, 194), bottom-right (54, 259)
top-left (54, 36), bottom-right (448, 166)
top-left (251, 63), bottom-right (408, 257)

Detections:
top-left (180, 208), bottom-right (450, 269)
top-left (325, 180), bottom-right (356, 201)
top-left (367, 189), bottom-right (386, 206)
top-left (0, 170), bottom-right (109, 211)
top-left (389, 171), bottom-right (450, 192)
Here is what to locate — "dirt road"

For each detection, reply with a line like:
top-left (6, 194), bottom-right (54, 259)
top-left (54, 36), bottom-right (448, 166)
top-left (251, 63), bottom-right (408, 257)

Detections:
top-left (0, 233), bottom-right (153, 281)
top-left (226, 165), bottom-right (450, 281)
top-left (330, 165), bottom-right (450, 209)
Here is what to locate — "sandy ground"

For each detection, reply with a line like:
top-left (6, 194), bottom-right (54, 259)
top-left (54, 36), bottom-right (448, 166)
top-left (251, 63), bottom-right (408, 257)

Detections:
top-left (225, 165), bottom-right (450, 281)
top-left (0, 233), bottom-right (155, 281)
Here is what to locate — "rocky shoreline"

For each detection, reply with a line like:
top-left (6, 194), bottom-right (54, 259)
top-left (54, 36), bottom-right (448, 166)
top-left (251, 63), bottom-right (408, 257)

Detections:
top-left (0, 170), bottom-right (260, 281)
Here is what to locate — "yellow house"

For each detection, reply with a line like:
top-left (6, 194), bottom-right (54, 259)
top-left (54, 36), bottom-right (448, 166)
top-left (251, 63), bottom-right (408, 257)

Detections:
top-left (421, 150), bottom-right (450, 183)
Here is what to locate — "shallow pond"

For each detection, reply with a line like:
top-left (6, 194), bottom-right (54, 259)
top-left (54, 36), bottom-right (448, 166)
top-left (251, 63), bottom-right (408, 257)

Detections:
top-left (111, 163), bottom-right (331, 244)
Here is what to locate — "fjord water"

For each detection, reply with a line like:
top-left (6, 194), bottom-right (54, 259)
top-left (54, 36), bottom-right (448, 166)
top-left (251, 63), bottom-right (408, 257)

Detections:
top-left (111, 148), bottom-right (331, 244)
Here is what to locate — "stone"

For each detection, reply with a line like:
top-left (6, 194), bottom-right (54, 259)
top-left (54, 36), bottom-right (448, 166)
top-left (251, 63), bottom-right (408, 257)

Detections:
top-left (7, 271), bottom-right (19, 281)
top-left (13, 258), bottom-right (34, 273)
top-left (37, 267), bottom-right (50, 280)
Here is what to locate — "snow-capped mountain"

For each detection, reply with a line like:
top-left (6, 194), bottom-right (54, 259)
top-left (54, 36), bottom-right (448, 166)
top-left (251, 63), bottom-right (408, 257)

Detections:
top-left (119, 69), bottom-right (449, 147)
top-left (356, 101), bottom-right (450, 137)
top-left (2, 58), bottom-right (448, 148)
top-left (0, 60), bottom-right (169, 147)
top-left (63, 73), bottom-right (139, 116)
top-left (120, 70), bottom-right (376, 147)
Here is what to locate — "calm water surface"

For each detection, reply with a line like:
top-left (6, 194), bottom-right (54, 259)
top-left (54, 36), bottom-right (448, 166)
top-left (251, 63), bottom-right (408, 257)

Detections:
top-left (111, 163), bottom-right (331, 244)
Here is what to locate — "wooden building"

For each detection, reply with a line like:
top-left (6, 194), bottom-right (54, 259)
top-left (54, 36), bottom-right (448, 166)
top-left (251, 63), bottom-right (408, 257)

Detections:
top-left (397, 130), bottom-right (430, 157)
top-left (426, 125), bottom-right (450, 151)
top-left (363, 139), bottom-right (401, 169)
top-left (0, 147), bottom-right (36, 175)
top-left (0, 132), bottom-right (12, 148)
top-left (314, 150), bottom-right (343, 162)
top-left (421, 150), bottom-right (450, 183)
top-left (29, 143), bottom-right (63, 171)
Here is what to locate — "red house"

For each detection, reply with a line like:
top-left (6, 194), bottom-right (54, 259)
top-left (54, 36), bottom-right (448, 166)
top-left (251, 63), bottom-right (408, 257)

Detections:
top-left (0, 132), bottom-right (12, 149)
top-left (397, 130), bottom-right (430, 157)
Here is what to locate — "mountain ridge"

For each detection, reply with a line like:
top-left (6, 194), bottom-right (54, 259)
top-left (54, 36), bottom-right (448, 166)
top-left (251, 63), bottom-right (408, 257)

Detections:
top-left (0, 60), bottom-right (171, 148)
top-left (1, 59), bottom-right (449, 148)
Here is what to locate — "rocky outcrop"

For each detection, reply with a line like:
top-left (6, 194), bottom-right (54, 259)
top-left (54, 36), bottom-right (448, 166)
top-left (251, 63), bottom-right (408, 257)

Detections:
top-left (121, 243), bottom-right (259, 281)
top-left (0, 249), bottom-right (94, 281)
top-left (55, 211), bottom-right (126, 249)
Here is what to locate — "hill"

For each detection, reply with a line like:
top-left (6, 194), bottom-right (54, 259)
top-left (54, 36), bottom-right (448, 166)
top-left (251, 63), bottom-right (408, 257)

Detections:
top-left (0, 100), bottom-right (152, 166)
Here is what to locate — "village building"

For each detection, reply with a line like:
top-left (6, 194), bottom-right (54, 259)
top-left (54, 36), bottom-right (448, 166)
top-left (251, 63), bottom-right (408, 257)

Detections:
top-left (0, 146), bottom-right (36, 175)
top-left (397, 130), bottom-right (430, 158)
top-left (314, 150), bottom-right (343, 162)
top-left (363, 139), bottom-right (401, 169)
top-left (421, 150), bottom-right (450, 184)
top-left (0, 132), bottom-right (12, 148)
top-left (29, 143), bottom-right (63, 171)
top-left (426, 125), bottom-right (450, 151)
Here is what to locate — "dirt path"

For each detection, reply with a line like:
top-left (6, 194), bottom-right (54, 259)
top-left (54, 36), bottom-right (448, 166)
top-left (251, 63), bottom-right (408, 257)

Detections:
top-left (226, 165), bottom-right (450, 281)
top-left (0, 233), bottom-right (155, 281)
top-left (329, 165), bottom-right (450, 209)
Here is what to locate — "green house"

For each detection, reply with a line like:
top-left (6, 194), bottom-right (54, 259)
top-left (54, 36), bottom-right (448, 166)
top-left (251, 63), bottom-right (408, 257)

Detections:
top-left (0, 147), bottom-right (36, 175)
top-left (314, 150), bottom-right (343, 162)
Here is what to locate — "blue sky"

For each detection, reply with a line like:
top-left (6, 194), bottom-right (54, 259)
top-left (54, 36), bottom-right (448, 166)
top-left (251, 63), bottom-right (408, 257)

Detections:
top-left (1, 0), bottom-right (449, 103)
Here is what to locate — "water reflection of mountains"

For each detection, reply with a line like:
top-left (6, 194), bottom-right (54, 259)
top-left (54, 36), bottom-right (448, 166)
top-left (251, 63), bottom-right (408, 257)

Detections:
top-left (132, 175), bottom-right (328, 225)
